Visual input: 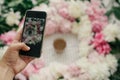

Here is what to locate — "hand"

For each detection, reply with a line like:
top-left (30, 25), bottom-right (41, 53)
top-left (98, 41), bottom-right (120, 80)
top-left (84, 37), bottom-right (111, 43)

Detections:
top-left (1, 27), bottom-right (34, 74)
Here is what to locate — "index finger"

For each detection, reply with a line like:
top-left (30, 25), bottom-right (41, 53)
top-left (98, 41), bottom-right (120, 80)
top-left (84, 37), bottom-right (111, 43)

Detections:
top-left (14, 27), bottom-right (23, 41)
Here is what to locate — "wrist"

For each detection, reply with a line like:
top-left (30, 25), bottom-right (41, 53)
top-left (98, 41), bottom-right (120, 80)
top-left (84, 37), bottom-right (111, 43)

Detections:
top-left (0, 60), bottom-right (15, 80)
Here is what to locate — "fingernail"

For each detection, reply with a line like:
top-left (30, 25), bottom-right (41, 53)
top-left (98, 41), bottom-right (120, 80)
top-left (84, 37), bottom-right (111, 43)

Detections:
top-left (27, 47), bottom-right (30, 50)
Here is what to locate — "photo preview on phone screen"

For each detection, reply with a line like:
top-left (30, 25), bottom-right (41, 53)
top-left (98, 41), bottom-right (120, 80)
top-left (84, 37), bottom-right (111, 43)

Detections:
top-left (20, 11), bottom-right (46, 57)
top-left (23, 17), bottom-right (44, 45)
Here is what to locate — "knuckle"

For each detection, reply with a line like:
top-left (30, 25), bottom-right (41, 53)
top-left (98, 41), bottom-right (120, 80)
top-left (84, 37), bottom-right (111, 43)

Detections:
top-left (8, 43), bottom-right (15, 50)
top-left (21, 42), bottom-right (26, 46)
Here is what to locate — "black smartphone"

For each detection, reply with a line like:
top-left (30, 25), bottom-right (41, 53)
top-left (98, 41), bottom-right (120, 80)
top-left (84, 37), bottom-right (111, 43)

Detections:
top-left (20, 11), bottom-right (47, 57)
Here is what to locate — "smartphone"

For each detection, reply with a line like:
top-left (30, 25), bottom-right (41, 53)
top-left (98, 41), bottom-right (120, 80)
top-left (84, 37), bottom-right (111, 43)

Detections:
top-left (20, 11), bottom-right (47, 57)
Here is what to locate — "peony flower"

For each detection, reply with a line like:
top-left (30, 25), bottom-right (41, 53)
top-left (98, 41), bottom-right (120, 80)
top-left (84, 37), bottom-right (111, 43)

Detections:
top-left (68, 0), bottom-right (85, 18)
top-left (58, 6), bottom-right (75, 22)
top-left (49, 0), bottom-right (67, 10)
top-left (92, 20), bottom-right (103, 33)
top-left (22, 59), bottom-right (45, 77)
top-left (86, 0), bottom-right (108, 32)
top-left (78, 73), bottom-right (90, 80)
top-left (86, 0), bottom-right (105, 17)
top-left (88, 51), bottom-right (105, 63)
top-left (71, 15), bottom-right (91, 35)
top-left (22, 63), bottom-right (36, 77)
top-left (30, 68), bottom-right (55, 80)
top-left (49, 62), bottom-right (67, 79)
top-left (29, 74), bottom-right (41, 80)
top-left (0, 0), bottom-right (4, 4)
top-left (79, 41), bottom-right (93, 57)
top-left (32, 59), bottom-right (45, 70)
top-left (31, 0), bottom-right (37, 5)
top-left (71, 22), bottom-right (81, 34)
top-left (102, 24), bottom-right (120, 42)
top-left (32, 3), bottom-right (48, 12)
top-left (92, 33), bottom-right (111, 55)
top-left (85, 52), bottom-right (114, 80)
top-left (67, 64), bottom-right (81, 77)
top-left (78, 24), bottom-right (93, 40)
top-left (15, 73), bottom-right (27, 80)
top-left (105, 54), bottom-right (118, 74)
top-left (59, 18), bottom-right (72, 33)
top-left (45, 20), bottom-right (58, 36)
top-left (88, 63), bottom-right (110, 80)
top-left (0, 30), bottom-right (16, 45)
top-left (6, 10), bottom-right (21, 26)
top-left (76, 57), bottom-right (90, 72)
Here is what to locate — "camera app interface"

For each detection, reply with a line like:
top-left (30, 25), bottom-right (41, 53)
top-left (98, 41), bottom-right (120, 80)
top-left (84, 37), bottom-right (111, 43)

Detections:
top-left (22, 17), bottom-right (45, 45)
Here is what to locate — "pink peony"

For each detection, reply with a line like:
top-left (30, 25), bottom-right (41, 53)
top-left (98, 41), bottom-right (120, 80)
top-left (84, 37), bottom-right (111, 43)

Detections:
top-left (92, 33), bottom-right (111, 55)
top-left (45, 20), bottom-right (58, 36)
top-left (92, 20), bottom-right (103, 32)
top-left (58, 7), bottom-right (75, 22)
top-left (67, 64), bottom-right (81, 77)
top-left (95, 42), bottom-right (111, 55)
top-left (32, 59), bottom-right (45, 70)
top-left (86, 0), bottom-right (108, 29)
top-left (15, 73), bottom-right (27, 80)
top-left (22, 59), bottom-right (45, 77)
top-left (0, 30), bottom-right (16, 45)
top-left (59, 18), bottom-right (72, 33)
top-left (49, 0), bottom-right (67, 10)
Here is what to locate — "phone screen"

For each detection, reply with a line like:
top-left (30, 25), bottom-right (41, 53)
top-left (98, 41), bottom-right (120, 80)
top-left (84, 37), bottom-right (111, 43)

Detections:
top-left (20, 11), bottom-right (46, 57)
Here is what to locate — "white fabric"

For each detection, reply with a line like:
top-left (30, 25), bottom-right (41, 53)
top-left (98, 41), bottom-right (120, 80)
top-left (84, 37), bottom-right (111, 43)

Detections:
top-left (41, 33), bottom-right (80, 65)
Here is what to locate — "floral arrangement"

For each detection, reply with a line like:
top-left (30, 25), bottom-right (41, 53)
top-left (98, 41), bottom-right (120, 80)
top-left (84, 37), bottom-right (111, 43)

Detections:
top-left (13, 0), bottom-right (120, 80)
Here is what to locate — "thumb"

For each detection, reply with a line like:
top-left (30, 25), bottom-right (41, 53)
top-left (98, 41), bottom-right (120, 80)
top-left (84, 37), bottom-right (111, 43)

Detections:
top-left (9, 42), bottom-right (30, 51)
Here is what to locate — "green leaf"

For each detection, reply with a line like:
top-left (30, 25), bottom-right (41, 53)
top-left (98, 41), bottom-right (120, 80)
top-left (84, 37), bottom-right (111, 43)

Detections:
top-left (109, 59), bottom-right (120, 80)
top-left (113, 7), bottom-right (120, 20)
top-left (110, 39), bottom-right (120, 54)
top-left (8, 0), bottom-right (23, 7)
top-left (116, 0), bottom-right (120, 4)
top-left (36, 0), bottom-right (49, 6)
top-left (105, 10), bottom-right (113, 17)
top-left (0, 40), bottom-right (5, 47)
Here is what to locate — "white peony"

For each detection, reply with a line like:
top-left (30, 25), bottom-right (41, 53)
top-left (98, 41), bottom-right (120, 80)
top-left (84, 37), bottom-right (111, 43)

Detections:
top-left (105, 54), bottom-right (118, 74)
top-left (78, 24), bottom-right (93, 40)
top-left (49, 62), bottom-right (67, 79)
top-left (68, 1), bottom-right (85, 18)
top-left (77, 15), bottom-right (93, 40)
top-left (49, 0), bottom-right (63, 3)
top-left (80, 15), bottom-right (91, 26)
top-left (79, 41), bottom-right (93, 57)
top-left (6, 10), bottom-right (21, 26)
top-left (71, 21), bottom-right (81, 34)
top-left (0, 0), bottom-right (4, 4)
top-left (88, 63), bottom-right (110, 80)
top-left (76, 57), bottom-right (90, 72)
top-left (31, 0), bottom-right (37, 5)
top-left (30, 74), bottom-right (40, 80)
top-left (33, 67), bottom-right (55, 80)
top-left (102, 24), bottom-right (120, 42)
